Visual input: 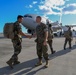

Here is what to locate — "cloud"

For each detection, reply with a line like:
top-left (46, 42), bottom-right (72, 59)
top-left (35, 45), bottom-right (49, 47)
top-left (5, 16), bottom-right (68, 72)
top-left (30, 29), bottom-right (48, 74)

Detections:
top-left (38, 0), bottom-right (76, 17)
top-left (44, 0), bottom-right (65, 7)
top-left (40, 0), bottom-right (45, 4)
top-left (42, 14), bottom-right (49, 19)
top-left (29, 5), bottom-right (33, 8)
top-left (62, 3), bottom-right (76, 14)
top-left (25, 0), bottom-right (76, 17)
top-left (33, 1), bottom-right (37, 4)
top-left (25, 1), bottom-right (37, 9)
top-left (25, 5), bottom-right (33, 8)
top-left (63, 10), bottom-right (76, 14)
top-left (39, 0), bottom-right (66, 15)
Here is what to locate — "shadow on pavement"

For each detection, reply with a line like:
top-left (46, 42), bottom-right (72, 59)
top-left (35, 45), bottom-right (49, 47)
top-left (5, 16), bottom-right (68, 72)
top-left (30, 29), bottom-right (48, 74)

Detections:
top-left (0, 45), bottom-right (76, 75)
top-left (49, 44), bottom-right (76, 60)
top-left (0, 58), bottom-right (37, 75)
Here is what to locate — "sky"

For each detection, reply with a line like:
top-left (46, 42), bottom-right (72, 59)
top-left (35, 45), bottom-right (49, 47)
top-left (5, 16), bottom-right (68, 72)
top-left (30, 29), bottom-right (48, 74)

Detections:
top-left (0, 0), bottom-right (76, 32)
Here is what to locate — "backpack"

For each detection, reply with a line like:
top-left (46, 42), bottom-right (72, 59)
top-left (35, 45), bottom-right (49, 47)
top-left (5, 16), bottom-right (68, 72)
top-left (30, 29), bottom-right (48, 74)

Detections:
top-left (64, 31), bottom-right (71, 38)
top-left (48, 28), bottom-right (54, 40)
top-left (3, 23), bottom-right (14, 39)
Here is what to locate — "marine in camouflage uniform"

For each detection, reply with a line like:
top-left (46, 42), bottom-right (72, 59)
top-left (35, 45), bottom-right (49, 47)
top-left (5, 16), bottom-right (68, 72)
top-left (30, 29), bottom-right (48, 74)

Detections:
top-left (6, 21), bottom-right (22, 69)
top-left (48, 24), bottom-right (56, 54)
top-left (36, 23), bottom-right (48, 60)
top-left (6, 15), bottom-right (31, 69)
top-left (12, 21), bottom-right (22, 63)
top-left (64, 27), bottom-right (72, 50)
top-left (35, 16), bottom-right (49, 68)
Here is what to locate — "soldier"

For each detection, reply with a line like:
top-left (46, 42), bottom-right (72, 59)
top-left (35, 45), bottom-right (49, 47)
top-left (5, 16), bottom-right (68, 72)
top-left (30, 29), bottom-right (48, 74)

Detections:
top-left (48, 24), bottom-right (56, 54)
top-left (64, 27), bottom-right (72, 50)
top-left (6, 15), bottom-right (31, 69)
top-left (34, 16), bottom-right (49, 68)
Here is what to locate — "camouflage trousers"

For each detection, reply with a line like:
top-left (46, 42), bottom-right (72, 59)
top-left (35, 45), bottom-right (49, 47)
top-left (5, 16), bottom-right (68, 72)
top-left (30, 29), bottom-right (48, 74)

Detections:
top-left (64, 38), bottom-right (72, 49)
top-left (47, 40), bottom-right (54, 53)
top-left (11, 39), bottom-right (22, 62)
top-left (36, 42), bottom-right (48, 60)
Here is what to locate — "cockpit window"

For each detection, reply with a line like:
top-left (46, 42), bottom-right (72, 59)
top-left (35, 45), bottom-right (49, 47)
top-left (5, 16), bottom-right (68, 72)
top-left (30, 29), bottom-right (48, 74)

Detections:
top-left (24, 15), bottom-right (32, 18)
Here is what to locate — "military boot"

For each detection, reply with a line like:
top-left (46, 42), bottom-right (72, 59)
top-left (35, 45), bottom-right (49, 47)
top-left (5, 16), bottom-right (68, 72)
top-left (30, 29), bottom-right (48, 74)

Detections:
top-left (64, 47), bottom-right (66, 50)
top-left (52, 50), bottom-right (56, 54)
top-left (35, 59), bottom-right (42, 66)
top-left (13, 61), bottom-right (20, 65)
top-left (45, 60), bottom-right (49, 68)
top-left (13, 56), bottom-right (20, 65)
top-left (6, 59), bottom-right (13, 69)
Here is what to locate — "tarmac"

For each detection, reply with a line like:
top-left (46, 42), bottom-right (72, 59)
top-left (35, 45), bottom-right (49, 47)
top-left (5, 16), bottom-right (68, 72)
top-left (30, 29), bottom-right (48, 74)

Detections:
top-left (0, 35), bottom-right (76, 75)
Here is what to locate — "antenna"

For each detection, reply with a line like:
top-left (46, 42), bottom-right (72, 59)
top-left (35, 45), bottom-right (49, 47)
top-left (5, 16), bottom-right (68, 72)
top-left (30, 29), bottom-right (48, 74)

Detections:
top-left (59, 14), bottom-right (62, 23)
top-left (59, 10), bottom-right (62, 23)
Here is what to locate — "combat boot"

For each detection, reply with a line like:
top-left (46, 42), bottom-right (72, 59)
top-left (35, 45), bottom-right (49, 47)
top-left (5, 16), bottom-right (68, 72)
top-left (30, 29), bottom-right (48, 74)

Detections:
top-left (13, 61), bottom-right (20, 65)
top-left (64, 47), bottom-right (66, 50)
top-left (45, 60), bottom-right (49, 68)
top-left (6, 59), bottom-right (13, 69)
top-left (35, 59), bottom-right (42, 66)
top-left (52, 51), bottom-right (56, 54)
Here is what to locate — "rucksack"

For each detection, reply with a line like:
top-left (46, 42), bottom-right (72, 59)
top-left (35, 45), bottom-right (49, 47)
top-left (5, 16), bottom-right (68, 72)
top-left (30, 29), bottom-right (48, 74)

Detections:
top-left (3, 23), bottom-right (14, 39)
top-left (64, 31), bottom-right (71, 38)
top-left (48, 28), bottom-right (54, 40)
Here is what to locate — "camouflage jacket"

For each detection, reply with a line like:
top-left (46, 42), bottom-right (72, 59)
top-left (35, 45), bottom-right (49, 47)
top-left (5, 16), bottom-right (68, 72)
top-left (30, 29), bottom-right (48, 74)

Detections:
top-left (36, 22), bottom-right (48, 43)
top-left (13, 21), bottom-right (22, 40)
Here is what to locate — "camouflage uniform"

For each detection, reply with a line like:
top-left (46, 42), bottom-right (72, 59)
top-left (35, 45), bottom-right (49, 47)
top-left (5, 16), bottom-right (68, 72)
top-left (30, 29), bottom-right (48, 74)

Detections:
top-left (11, 21), bottom-right (22, 63)
top-left (36, 23), bottom-right (48, 60)
top-left (48, 27), bottom-right (55, 54)
top-left (64, 29), bottom-right (72, 49)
